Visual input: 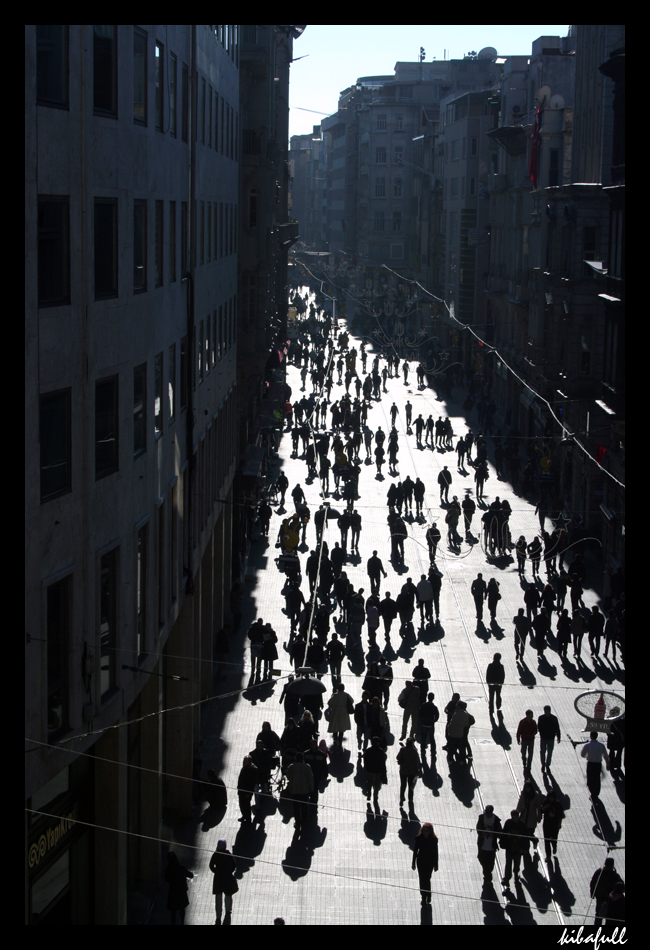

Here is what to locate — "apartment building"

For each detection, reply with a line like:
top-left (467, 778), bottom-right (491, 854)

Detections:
top-left (26, 24), bottom-right (240, 923)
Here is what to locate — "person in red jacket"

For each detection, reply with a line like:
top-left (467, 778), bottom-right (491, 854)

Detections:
top-left (516, 709), bottom-right (538, 774)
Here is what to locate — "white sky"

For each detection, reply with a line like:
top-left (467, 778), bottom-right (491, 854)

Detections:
top-left (288, 24), bottom-right (570, 139)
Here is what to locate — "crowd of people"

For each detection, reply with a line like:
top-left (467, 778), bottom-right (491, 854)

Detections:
top-left (171, 288), bottom-right (624, 924)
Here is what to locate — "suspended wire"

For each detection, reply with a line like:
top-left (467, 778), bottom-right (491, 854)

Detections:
top-left (25, 807), bottom-right (621, 923)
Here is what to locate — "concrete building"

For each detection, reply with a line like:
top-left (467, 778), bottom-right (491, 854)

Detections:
top-left (289, 126), bottom-right (324, 249)
top-left (236, 25), bottom-right (303, 567)
top-left (482, 26), bottom-right (624, 573)
top-left (26, 24), bottom-right (240, 923)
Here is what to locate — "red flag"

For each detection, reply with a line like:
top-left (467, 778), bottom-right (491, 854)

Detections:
top-left (595, 444), bottom-right (606, 464)
top-left (529, 105), bottom-right (542, 188)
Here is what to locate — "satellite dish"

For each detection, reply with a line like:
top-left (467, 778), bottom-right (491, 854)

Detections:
top-left (478, 47), bottom-right (497, 60)
top-left (536, 85), bottom-right (551, 105)
top-left (549, 94), bottom-right (565, 109)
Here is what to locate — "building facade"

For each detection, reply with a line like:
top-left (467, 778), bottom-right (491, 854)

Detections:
top-left (26, 24), bottom-right (241, 924)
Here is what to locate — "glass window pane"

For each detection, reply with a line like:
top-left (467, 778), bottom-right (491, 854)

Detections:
top-left (100, 549), bottom-right (117, 698)
top-left (94, 199), bottom-right (117, 298)
top-left (133, 364), bottom-right (146, 456)
top-left (36, 25), bottom-right (68, 107)
top-left (95, 378), bottom-right (118, 477)
top-left (40, 390), bottom-right (71, 500)
top-left (133, 29), bottom-right (147, 124)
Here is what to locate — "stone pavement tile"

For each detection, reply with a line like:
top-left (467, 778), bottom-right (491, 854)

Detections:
top-left (149, 305), bottom-right (623, 925)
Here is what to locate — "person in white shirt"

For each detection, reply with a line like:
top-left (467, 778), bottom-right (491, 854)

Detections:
top-left (581, 731), bottom-right (610, 804)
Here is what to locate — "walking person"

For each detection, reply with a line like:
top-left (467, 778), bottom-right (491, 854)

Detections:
top-left (398, 680), bottom-right (422, 741)
top-left (426, 522), bottom-right (441, 563)
top-left (367, 550), bottom-right (387, 597)
top-left (590, 857), bottom-right (624, 927)
top-left (500, 810), bottom-right (528, 888)
top-left (411, 822), bottom-right (439, 905)
top-left (485, 653), bottom-right (505, 718)
top-left (419, 692), bottom-right (440, 760)
top-left (476, 805), bottom-right (502, 883)
top-left (486, 577), bottom-right (501, 622)
top-left (513, 608), bottom-right (531, 661)
top-left (165, 852), bottom-right (194, 925)
top-left (416, 574), bottom-right (434, 627)
top-left (209, 839), bottom-right (238, 925)
top-left (237, 756), bottom-right (259, 824)
top-left (327, 682), bottom-right (354, 746)
top-left (285, 752), bottom-right (314, 831)
top-left (537, 705), bottom-right (561, 771)
top-left (363, 736), bottom-right (387, 807)
top-left (540, 790), bottom-right (565, 864)
top-left (438, 465), bottom-right (452, 503)
top-left (517, 779), bottom-right (543, 849)
top-left (397, 736), bottom-right (421, 806)
top-left (581, 731), bottom-right (610, 805)
top-left (515, 535), bottom-right (527, 574)
top-left (471, 573), bottom-right (487, 621)
top-left (556, 608), bottom-right (571, 658)
top-left (462, 493), bottom-right (476, 538)
top-left (413, 477), bottom-right (425, 517)
top-left (516, 710), bottom-right (537, 773)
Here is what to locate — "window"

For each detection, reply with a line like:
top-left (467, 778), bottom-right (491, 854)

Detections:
top-left (580, 328), bottom-right (592, 375)
top-left (134, 199), bottom-right (147, 291)
top-left (40, 389), bottom-right (71, 501)
top-left (181, 63), bottom-right (189, 141)
top-left (155, 200), bottom-right (163, 287)
top-left (220, 97), bottom-right (224, 152)
top-left (155, 42), bottom-right (164, 130)
top-left (469, 177), bottom-right (476, 196)
top-left (201, 77), bottom-right (206, 143)
top-left (95, 376), bottom-right (119, 478)
top-left (208, 86), bottom-right (212, 147)
top-left (180, 336), bottom-right (188, 410)
top-left (451, 140), bottom-right (459, 161)
top-left (169, 200), bottom-right (176, 282)
top-left (390, 243), bottom-right (403, 260)
top-left (133, 364), bottom-right (146, 457)
top-left (207, 201), bottom-right (211, 260)
top-left (168, 344), bottom-right (176, 420)
top-left (471, 137), bottom-right (478, 157)
top-left (218, 305), bottom-right (224, 358)
top-left (375, 146), bottom-right (386, 164)
top-left (93, 26), bottom-right (116, 116)
top-left (211, 311), bottom-right (217, 365)
top-left (100, 548), bottom-right (118, 699)
top-left (181, 201), bottom-right (188, 273)
top-left (154, 352), bottom-right (163, 436)
top-left (374, 177), bottom-right (386, 198)
top-left (392, 211), bottom-right (402, 232)
top-left (136, 525), bottom-right (147, 655)
top-left (170, 484), bottom-right (177, 602)
top-left (94, 198), bottom-right (118, 298)
top-left (393, 145), bottom-right (403, 165)
top-left (395, 114), bottom-right (403, 131)
top-left (219, 203), bottom-right (224, 257)
top-left (462, 137), bottom-right (466, 159)
top-left (200, 201), bottom-right (204, 264)
top-left (205, 320), bottom-right (210, 375)
top-left (549, 148), bottom-right (560, 187)
top-left (198, 321), bottom-right (204, 382)
top-left (37, 25), bottom-right (68, 108)
top-left (374, 211), bottom-right (385, 232)
top-left (450, 178), bottom-right (458, 198)
top-left (38, 197), bottom-right (70, 306)
top-left (169, 54), bottom-right (177, 136)
top-left (47, 575), bottom-right (71, 738)
top-left (214, 90), bottom-right (219, 150)
top-left (393, 177), bottom-right (402, 198)
top-left (249, 189), bottom-right (257, 228)
top-left (376, 114), bottom-right (386, 131)
top-left (133, 28), bottom-right (147, 125)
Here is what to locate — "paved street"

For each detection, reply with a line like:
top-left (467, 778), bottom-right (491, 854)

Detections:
top-left (150, 296), bottom-right (625, 926)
